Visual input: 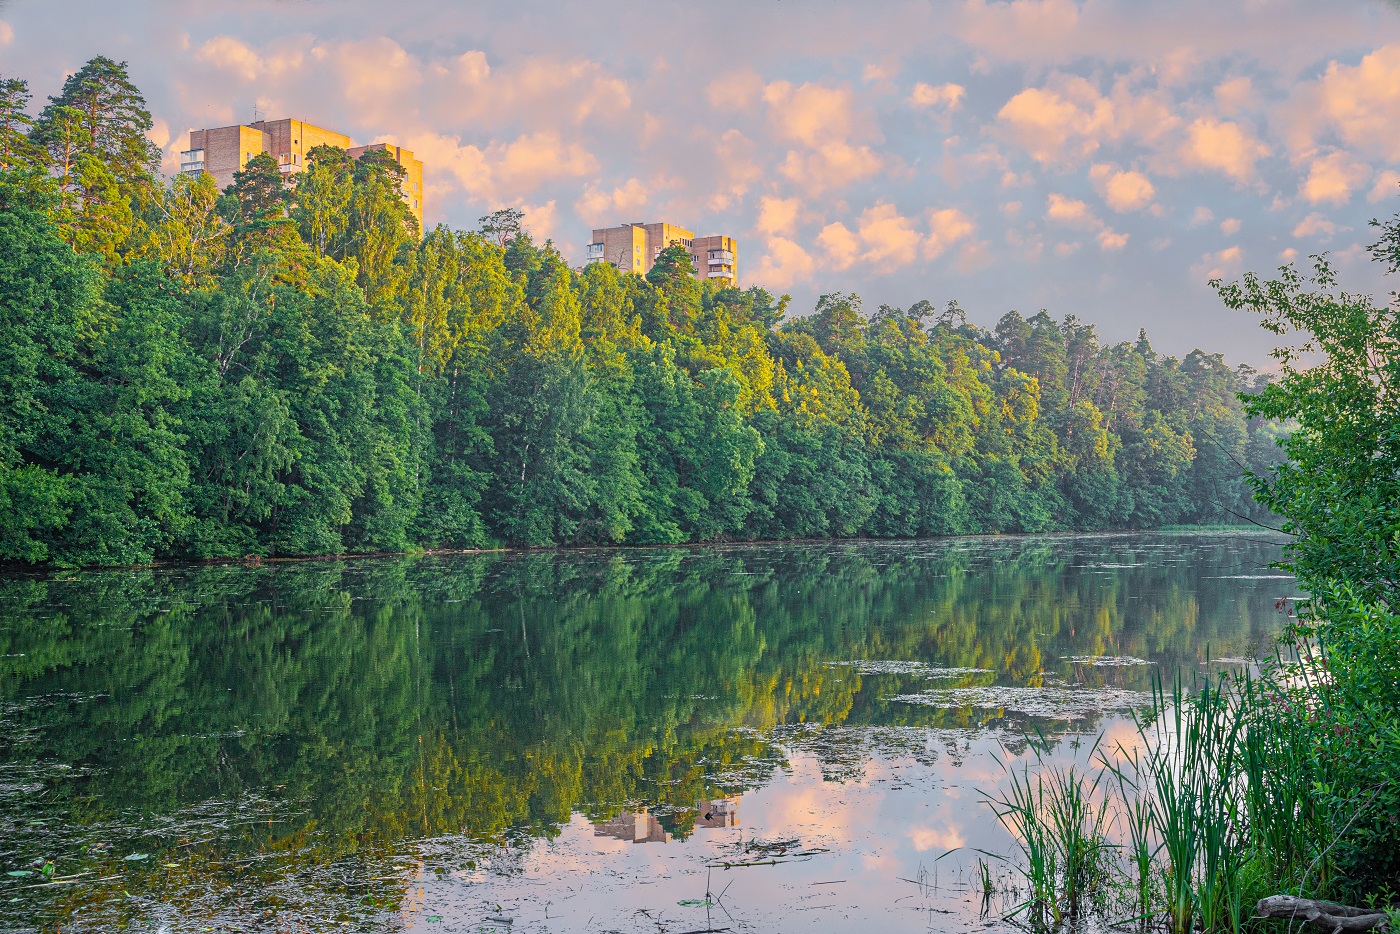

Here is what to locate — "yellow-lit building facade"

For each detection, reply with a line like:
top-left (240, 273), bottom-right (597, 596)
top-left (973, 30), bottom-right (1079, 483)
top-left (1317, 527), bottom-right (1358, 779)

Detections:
top-left (180, 118), bottom-right (424, 229)
top-left (587, 222), bottom-right (738, 286)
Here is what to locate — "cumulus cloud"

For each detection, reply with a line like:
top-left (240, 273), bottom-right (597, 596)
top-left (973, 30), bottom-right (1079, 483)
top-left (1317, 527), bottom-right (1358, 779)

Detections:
top-left (1193, 245), bottom-right (1243, 282)
top-left (750, 236), bottom-right (817, 289)
top-left (416, 131), bottom-right (598, 205)
top-left (996, 73), bottom-right (1177, 167)
top-left (195, 34), bottom-right (308, 82)
top-left (778, 144), bottom-right (885, 194)
top-left (755, 196), bottom-right (805, 236)
top-left (910, 82), bottom-right (966, 112)
top-left (521, 200), bottom-right (559, 244)
top-left (0, 21), bottom-right (12, 45)
top-left (764, 80), bottom-right (886, 193)
top-left (706, 67), bottom-right (765, 112)
top-left (928, 207), bottom-right (978, 258)
top-left (959, 0), bottom-right (1081, 62)
top-left (1292, 212), bottom-right (1338, 239)
top-left (1369, 170), bottom-right (1400, 204)
top-left (1299, 149), bottom-right (1371, 205)
top-left (1046, 193), bottom-right (1128, 251)
top-left (1088, 163), bottom-right (1156, 212)
top-left (1097, 228), bottom-right (1129, 251)
top-left (1045, 193), bottom-right (1101, 229)
top-left (1178, 117), bottom-right (1271, 183)
top-left (1296, 43), bottom-right (1400, 160)
top-left (1214, 76), bottom-right (1253, 115)
top-left (997, 77), bottom-right (1114, 165)
top-left (818, 203), bottom-right (975, 271)
top-left (1220, 218), bottom-right (1241, 235)
top-left (707, 129), bottom-right (764, 211)
top-left (575, 178), bottom-right (649, 222)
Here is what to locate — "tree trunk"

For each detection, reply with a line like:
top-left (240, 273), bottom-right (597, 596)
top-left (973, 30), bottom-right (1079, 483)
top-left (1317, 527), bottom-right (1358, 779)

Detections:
top-left (1256, 895), bottom-right (1391, 933)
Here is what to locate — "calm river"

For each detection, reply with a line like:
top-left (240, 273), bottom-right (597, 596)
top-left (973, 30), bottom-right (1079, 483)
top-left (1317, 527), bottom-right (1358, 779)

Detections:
top-left (0, 533), bottom-right (1293, 933)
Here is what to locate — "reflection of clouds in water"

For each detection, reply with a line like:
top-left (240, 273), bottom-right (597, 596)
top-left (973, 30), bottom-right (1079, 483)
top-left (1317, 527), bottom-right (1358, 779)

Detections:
top-left (907, 825), bottom-right (965, 852)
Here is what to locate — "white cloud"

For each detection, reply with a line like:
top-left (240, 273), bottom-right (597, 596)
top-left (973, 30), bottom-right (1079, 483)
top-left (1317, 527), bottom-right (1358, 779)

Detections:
top-left (1220, 218), bottom-right (1241, 235)
top-left (764, 80), bottom-right (886, 193)
top-left (415, 131), bottom-right (597, 205)
top-left (755, 196), bottom-right (805, 236)
top-left (928, 208), bottom-right (977, 259)
top-left (1044, 192), bottom-right (1127, 251)
top-left (1045, 193), bottom-right (1101, 229)
top-left (522, 200), bottom-right (559, 244)
top-left (0, 21), bottom-right (15, 45)
top-left (706, 68), bottom-right (765, 112)
top-left (750, 236), bottom-right (817, 289)
top-left (910, 82), bottom-right (966, 112)
top-left (1192, 245), bottom-right (1243, 282)
top-left (1292, 212), bottom-right (1338, 239)
top-left (575, 178), bottom-right (649, 222)
top-left (1299, 149), bottom-right (1371, 205)
top-left (959, 0), bottom-right (1081, 61)
top-left (1369, 170), bottom-right (1400, 204)
top-left (1296, 43), bottom-right (1400, 160)
top-left (817, 203), bottom-right (974, 271)
top-left (1178, 117), bottom-right (1271, 184)
top-left (1097, 227), bottom-right (1129, 251)
top-left (1088, 163), bottom-right (1156, 212)
top-left (1190, 206), bottom-right (1215, 226)
top-left (705, 129), bottom-right (762, 211)
top-left (1214, 76), bottom-right (1254, 115)
top-left (996, 76), bottom-right (1114, 165)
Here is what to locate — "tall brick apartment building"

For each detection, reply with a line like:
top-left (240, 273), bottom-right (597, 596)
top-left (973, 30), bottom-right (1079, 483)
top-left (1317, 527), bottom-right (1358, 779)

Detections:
top-left (180, 117), bottom-right (424, 229)
top-left (587, 222), bottom-right (738, 286)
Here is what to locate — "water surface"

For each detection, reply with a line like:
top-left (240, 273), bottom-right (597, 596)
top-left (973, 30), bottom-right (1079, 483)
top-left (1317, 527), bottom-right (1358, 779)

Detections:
top-left (0, 533), bottom-right (1292, 932)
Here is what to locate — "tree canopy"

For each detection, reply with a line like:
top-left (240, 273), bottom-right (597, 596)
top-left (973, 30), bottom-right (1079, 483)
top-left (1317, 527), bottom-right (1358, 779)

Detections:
top-left (0, 57), bottom-right (1285, 566)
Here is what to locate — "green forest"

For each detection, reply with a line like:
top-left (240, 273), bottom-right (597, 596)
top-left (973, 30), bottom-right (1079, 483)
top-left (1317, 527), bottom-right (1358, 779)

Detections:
top-left (0, 58), bottom-right (1285, 567)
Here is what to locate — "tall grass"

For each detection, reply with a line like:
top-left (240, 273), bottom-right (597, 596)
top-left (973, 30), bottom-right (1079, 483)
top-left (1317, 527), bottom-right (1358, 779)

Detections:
top-left (981, 666), bottom-right (1355, 933)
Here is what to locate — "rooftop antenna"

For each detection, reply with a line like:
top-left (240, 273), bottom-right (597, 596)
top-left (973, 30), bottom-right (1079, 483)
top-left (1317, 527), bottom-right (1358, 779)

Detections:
top-left (251, 105), bottom-right (264, 124)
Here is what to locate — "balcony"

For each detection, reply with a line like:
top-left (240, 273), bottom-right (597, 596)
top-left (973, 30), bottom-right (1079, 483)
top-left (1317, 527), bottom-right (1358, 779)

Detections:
top-left (707, 270), bottom-right (735, 279)
top-left (179, 161), bottom-right (205, 175)
top-left (586, 242), bottom-right (605, 261)
top-left (179, 149), bottom-right (205, 174)
top-left (708, 250), bottom-right (735, 264)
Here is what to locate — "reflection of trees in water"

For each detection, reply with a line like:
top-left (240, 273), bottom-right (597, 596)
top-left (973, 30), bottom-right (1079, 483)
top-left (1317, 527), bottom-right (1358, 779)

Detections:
top-left (0, 536), bottom-right (1284, 927)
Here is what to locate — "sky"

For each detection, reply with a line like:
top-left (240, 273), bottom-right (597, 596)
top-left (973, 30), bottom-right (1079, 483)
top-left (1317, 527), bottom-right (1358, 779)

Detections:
top-left (4, 0), bottom-right (1400, 364)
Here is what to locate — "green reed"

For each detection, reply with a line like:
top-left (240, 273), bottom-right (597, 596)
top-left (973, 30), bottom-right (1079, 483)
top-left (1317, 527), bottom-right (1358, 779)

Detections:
top-left (983, 745), bottom-right (1111, 928)
top-left (982, 666), bottom-right (1347, 933)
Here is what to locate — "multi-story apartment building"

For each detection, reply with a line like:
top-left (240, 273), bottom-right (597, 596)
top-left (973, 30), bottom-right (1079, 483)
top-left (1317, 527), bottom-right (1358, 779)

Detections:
top-left (180, 117), bottom-right (425, 228)
top-left (586, 222), bottom-right (738, 286)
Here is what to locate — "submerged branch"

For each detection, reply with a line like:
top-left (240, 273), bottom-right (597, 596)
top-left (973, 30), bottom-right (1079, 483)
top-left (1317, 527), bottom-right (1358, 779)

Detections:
top-left (1255, 895), bottom-right (1392, 932)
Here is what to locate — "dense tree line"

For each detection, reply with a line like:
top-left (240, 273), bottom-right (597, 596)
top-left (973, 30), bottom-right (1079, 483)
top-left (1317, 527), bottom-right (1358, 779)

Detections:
top-left (0, 59), bottom-right (1284, 566)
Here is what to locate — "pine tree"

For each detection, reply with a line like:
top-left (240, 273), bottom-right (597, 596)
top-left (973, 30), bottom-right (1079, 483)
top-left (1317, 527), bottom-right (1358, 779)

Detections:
top-left (0, 77), bottom-right (42, 171)
top-left (30, 56), bottom-right (158, 188)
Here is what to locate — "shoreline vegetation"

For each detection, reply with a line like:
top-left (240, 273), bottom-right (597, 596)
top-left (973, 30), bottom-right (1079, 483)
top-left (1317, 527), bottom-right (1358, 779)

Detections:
top-left (2, 59), bottom-right (1283, 570)
top-left (3, 55), bottom-right (1398, 930)
top-left (971, 226), bottom-right (1400, 927)
top-left (0, 524), bottom-right (1279, 575)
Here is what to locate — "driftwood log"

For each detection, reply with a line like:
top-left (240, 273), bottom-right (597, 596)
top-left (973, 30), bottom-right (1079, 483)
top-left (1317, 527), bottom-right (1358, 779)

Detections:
top-left (1256, 895), bottom-right (1392, 933)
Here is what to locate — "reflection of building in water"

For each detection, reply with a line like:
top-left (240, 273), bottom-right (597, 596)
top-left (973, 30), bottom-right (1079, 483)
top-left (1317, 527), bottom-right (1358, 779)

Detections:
top-left (593, 809), bottom-right (672, 844)
top-left (696, 796), bottom-right (740, 829)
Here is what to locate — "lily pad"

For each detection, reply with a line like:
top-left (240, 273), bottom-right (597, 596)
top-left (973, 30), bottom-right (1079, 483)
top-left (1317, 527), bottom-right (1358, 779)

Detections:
top-left (122, 853), bottom-right (149, 862)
